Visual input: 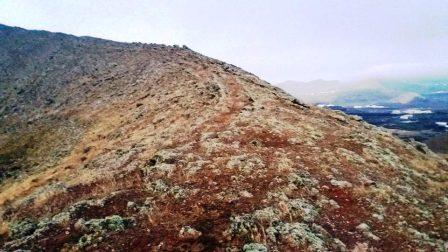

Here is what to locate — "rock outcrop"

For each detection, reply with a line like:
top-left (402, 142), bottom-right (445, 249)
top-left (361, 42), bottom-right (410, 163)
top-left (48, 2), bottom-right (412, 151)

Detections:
top-left (0, 24), bottom-right (447, 251)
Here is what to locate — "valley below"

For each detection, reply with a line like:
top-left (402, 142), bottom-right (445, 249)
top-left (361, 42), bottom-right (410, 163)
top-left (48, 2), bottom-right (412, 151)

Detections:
top-left (317, 92), bottom-right (448, 156)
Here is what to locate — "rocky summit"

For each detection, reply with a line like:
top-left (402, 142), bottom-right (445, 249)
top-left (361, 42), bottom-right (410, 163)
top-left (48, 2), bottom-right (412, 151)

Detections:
top-left (0, 24), bottom-right (447, 251)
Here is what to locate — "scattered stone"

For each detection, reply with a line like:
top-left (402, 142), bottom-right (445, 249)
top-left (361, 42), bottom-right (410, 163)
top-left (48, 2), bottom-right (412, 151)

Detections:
top-left (288, 171), bottom-right (318, 187)
top-left (330, 179), bottom-right (353, 188)
top-left (288, 199), bottom-right (318, 222)
top-left (74, 218), bottom-right (85, 231)
top-left (51, 211), bottom-right (71, 224)
top-left (310, 188), bottom-right (320, 196)
top-left (266, 222), bottom-right (325, 251)
top-left (352, 242), bottom-right (369, 251)
top-left (81, 215), bottom-right (134, 232)
top-left (362, 177), bottom-right (376, 186)
top-left (201, 132), bottom-right (219, 141)
top-left (356, 223), bottom-right (370, 232)
top-left (8, 219), bottom-right (37, 239)
top-left (170, 185), bottom-right (187, 199)
top-left (332, 238), bottom-right (347, 251)
top-left (127, 201), bottom-right (136, 209)
top-left (288, 137), bottom-right (303, 145)
top-left (329, 199), bottom-right (340, 209)
top-left (226, 155), bottom-right (264, 174)
top-left (179, 226), bottom-right (202, 240)
top-left (77, 234), bottom-right (96, 248)
top-left (243, 243), bottom-right (268, 252)
top-left (356, 223), bottom-right (380, 241)
top-left (372, 213), bottom-right (384, 221)
top-left (149, 179), bottom-right (169, 193)
top-left (239, 190), bottom-right (253, 198)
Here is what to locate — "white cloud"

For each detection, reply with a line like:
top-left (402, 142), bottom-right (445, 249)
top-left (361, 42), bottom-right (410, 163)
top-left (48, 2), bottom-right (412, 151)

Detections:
top-left (359, 62), bottom-right (448, 80)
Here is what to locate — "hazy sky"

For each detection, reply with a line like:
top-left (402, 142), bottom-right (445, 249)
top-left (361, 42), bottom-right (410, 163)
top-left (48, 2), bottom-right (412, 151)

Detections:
top-left (0, 0), bottom-right (447, 83)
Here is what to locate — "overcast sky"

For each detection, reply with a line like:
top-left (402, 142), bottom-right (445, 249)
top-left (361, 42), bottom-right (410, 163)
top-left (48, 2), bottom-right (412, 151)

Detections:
top-left (0, 0), bottom-right (447, 83)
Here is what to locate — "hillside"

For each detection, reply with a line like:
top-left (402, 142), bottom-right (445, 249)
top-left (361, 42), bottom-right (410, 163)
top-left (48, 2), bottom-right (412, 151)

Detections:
top-left (426, 133), bottom-right (448, 156)
top-left (0, 24), bottom-right (447, 251)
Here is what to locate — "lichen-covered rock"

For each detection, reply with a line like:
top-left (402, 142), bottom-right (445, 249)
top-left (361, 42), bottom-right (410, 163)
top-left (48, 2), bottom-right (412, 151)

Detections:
top-left (72, 215), bottom-right (135, 249)
top-left (226, 155), bottom-right (264, 174)
top-left (330, 179), bottom-right (353, 188)
top-left (243, 243), bottom-right (268, 252)
top-left (288, 170), bottom-right (318, 188)
top-left (288, 199), bottom-right (318, 222)
top-left (178, 226), bottom-right (202, 240)
top-left (81, 215), bottom-right (133, 232)
top-left (356, 223), bottom-right (380, 241)
top-left (266, 222), bottom-right (325, 251)
top-left (8, 219), bottom-right (37, 239)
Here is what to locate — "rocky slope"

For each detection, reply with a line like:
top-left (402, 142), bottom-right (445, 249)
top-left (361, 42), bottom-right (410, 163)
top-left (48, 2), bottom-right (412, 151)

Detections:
top-left (0, 24), bottom-right (447, 251)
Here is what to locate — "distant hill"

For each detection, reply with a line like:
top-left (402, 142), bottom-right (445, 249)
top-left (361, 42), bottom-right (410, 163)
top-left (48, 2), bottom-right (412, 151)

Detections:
top-left (276, 79), bottom-right (344, 103)
top-left (276, 78), bottom-right (448, 108)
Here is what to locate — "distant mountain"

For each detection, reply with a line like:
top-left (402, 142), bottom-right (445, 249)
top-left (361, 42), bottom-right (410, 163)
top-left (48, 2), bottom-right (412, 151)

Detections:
top-left (277, 78), bottom-right (448, 108)
top-left (276, 79), bottom-right (345, 103)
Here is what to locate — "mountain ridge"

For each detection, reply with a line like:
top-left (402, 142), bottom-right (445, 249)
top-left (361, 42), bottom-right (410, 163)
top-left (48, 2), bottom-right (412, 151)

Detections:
top-left (0, 24), bottom-right (447, 251)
